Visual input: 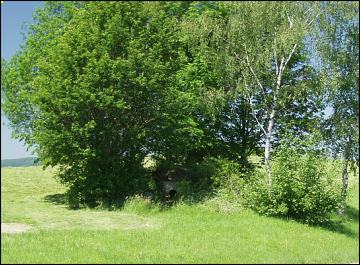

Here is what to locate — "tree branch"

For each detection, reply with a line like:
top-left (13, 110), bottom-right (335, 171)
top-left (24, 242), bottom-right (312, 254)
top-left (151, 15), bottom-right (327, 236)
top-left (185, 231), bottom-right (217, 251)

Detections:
top-left (304, 6), bottom-right (313, 16)
top-left (243, 79), bottom-right (267, 135)
top-left (306, 9), bottom-right (323, 26)
top-left (233, 51), bottom-right (242, 62)
top-left (278, 57), bottom-right (285, 79)
top-left (287, 14), bottom-right (294, 28)
top-left (281, 43), bottom-right (297, 74)
top-left (245, 52), bottom-right (266, 96)
top-left (273, 34), bottom-right (279, 76)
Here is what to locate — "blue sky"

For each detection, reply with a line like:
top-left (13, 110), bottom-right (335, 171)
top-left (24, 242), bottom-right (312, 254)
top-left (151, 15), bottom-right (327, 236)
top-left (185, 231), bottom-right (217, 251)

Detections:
top-left (1, 1), bottom-right (44, 159)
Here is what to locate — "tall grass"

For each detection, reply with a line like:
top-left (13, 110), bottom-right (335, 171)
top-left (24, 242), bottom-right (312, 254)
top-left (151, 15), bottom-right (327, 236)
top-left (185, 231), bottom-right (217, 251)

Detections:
top-left (122, 195), bottom-right (163, 215)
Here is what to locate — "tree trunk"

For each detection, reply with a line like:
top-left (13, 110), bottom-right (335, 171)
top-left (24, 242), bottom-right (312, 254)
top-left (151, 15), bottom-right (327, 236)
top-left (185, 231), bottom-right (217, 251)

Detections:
top-left (264, 107), bottom-right (275, 187)
top-left (339, 136), bottom-right (352, 216)
top-left (264, 71), bottom-right (281, 187)
top-left (338, 158), bottom-right (349, 216)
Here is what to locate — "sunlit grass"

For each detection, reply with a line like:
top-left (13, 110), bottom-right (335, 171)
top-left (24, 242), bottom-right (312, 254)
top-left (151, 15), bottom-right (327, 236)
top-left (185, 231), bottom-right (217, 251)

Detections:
top-left (1, 166), bottom-right (359, 264)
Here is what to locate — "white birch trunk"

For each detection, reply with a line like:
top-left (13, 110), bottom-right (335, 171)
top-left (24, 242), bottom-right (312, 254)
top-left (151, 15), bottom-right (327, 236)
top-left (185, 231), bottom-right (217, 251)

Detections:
top-left (264, 108), bottom-right (275, 186)
top-left (339, 136), bottom-right (352, 215)
top-left (338, 158), bottom-right (349, 216)
top-left (264, 61), bottom-right (282, 186)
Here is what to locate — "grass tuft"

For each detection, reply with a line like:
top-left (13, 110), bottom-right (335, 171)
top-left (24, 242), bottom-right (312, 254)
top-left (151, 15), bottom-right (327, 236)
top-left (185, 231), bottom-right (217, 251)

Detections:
top-left (122, 195), bottom-right (163, 215)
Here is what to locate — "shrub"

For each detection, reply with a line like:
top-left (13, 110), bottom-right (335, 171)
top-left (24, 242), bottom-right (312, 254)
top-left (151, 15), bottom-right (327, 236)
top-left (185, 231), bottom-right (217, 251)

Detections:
top-left (206, 157), bottom-right (247, 199)
top-left (61, 163), bottom-right (150, 209)
top-left (175, 180), bottom-right (194, 197)
top-left (244, 145), bottom-right (341, 224)
top-left (193, 157), bottom-right (248, 214)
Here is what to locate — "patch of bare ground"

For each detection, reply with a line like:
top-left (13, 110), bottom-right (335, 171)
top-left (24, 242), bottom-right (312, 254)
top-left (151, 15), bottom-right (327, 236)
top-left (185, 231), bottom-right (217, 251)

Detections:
top-left (1, 223), bottom-right (32, 234)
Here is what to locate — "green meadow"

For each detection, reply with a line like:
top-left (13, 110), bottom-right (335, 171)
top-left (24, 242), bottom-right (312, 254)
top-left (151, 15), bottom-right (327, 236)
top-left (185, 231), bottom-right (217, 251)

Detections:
top-left (1, 166), bottom-right (358, 264)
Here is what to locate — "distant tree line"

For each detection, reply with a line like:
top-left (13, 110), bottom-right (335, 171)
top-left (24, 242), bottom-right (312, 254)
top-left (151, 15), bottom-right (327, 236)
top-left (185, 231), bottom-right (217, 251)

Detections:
top-left (1, 157), bottom-right (40, 168)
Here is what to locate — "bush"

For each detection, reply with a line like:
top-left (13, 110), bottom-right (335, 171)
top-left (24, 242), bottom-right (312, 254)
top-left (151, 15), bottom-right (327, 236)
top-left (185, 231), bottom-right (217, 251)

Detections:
top-left (175, 180), bottom-right (194, 197)
top-left (61, 162), bottom-right (150, 209)
top-left (189, 157), bottom-right (248, 214)
top-left (175, 157), bottom-right (248, 201)
top-left (206, 157), bottom-right (247, 199)
top-left (244, 145), bottom-right (341, 224)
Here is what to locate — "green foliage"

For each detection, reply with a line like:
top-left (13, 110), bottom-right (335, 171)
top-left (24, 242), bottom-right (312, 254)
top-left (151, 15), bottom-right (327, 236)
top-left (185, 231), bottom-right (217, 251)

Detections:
top-left (181, 2), bottom-right (326, 179)
top-left (1, 1), bottom-right (358, 212)
top-left (1, 2), bottom-right (204, 206)
top-left (148, 156), bottom-right (248, 204)
top-left (175, 180), bottom-right (194, 197)
top-left (192, 157), bottom-right (246, 206)
top-left (318, 2), bottom-right (359, 165)
top-left (244, 140), bottom-right (342, 224)
top-left (206, 157), bottom-right (245, 191)
top-left (197, 158), bottom-right (245, 213)
top-left (61, 161), bottom-right (150, 209)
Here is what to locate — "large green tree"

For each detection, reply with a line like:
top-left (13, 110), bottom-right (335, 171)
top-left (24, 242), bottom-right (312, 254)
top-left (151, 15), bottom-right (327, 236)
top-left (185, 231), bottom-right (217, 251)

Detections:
top-left (1, 1), bottom-right (203, 206)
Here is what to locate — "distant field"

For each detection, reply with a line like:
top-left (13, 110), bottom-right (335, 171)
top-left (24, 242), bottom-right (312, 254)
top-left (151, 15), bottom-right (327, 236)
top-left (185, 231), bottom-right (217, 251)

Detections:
top-left (1, 166), bottom-right (359, 264)
top-left (1, 157), bottom-right (39, 168)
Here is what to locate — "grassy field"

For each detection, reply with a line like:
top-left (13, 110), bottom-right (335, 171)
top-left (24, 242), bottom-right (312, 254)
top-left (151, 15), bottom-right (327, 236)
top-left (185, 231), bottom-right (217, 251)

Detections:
top-left (1, 166), bottom-right (359, 264)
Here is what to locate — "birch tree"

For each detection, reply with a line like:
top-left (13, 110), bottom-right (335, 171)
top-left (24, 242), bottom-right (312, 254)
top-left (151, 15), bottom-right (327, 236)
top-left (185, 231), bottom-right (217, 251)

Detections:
top-left (183, 2), bottom-right (323, 186)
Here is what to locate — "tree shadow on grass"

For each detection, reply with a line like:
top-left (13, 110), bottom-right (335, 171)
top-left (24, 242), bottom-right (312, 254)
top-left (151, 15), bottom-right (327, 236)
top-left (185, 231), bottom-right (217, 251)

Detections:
top-left (315, 206), bottom-right (359, 239)
top-left (43, 193), bottom-right (126, 210)
top-left (44, 193), bottom-right (66, 205)
top-left (344, 205), bottom-right (359, 222)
